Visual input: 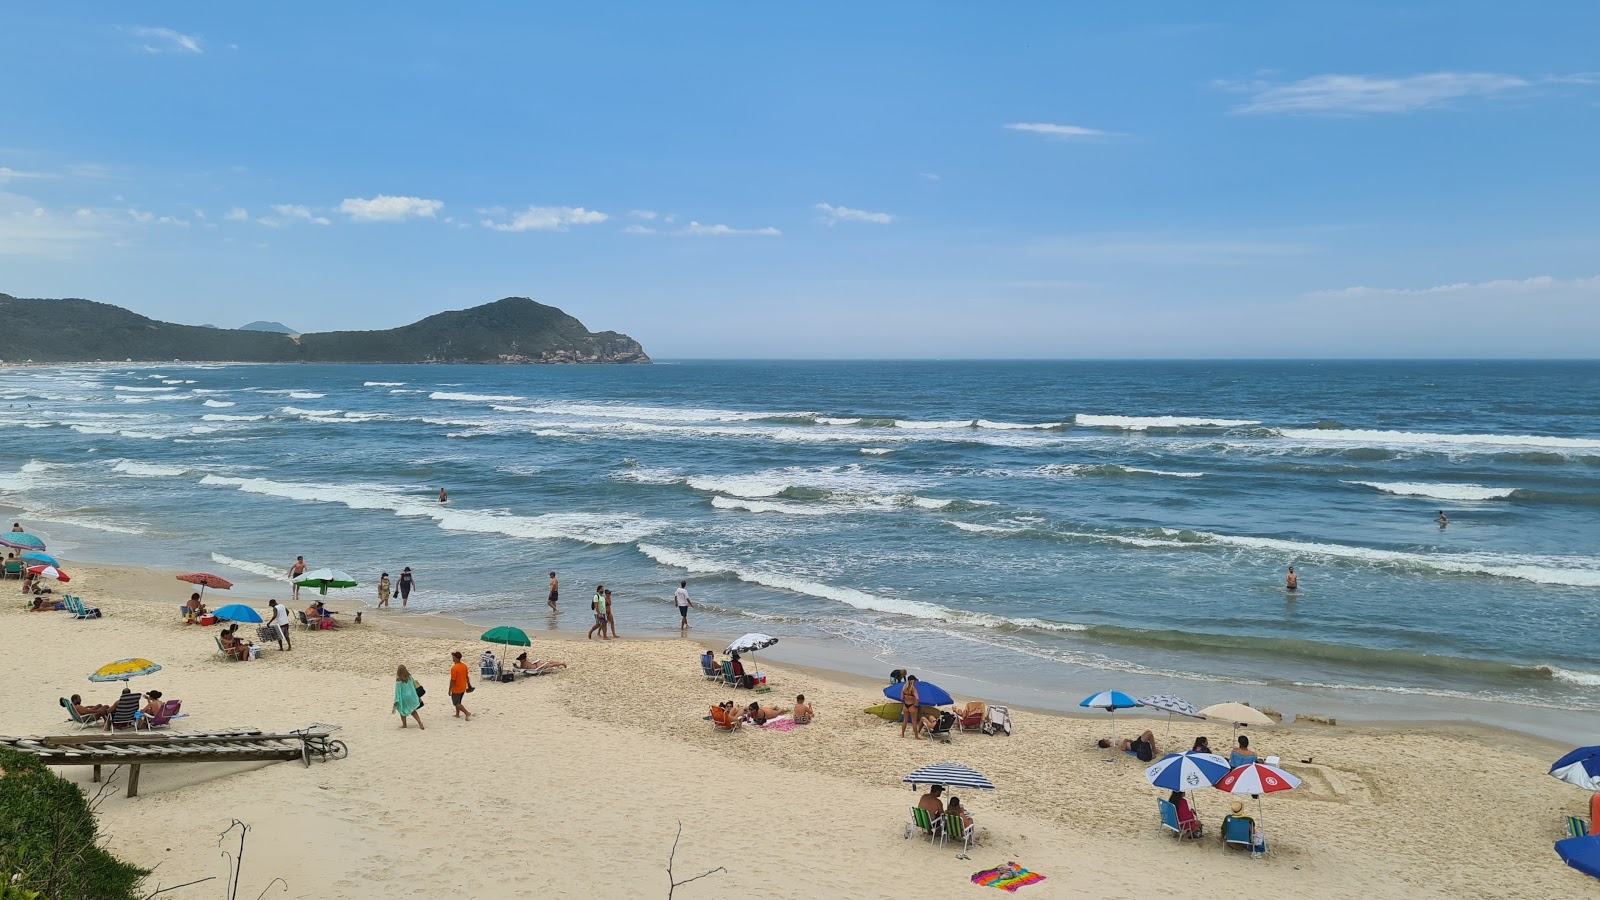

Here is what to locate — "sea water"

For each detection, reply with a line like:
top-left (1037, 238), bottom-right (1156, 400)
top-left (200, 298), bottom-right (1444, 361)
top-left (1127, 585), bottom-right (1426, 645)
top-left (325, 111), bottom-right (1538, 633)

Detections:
top-left (2, 360), bottom-right (1597, 738)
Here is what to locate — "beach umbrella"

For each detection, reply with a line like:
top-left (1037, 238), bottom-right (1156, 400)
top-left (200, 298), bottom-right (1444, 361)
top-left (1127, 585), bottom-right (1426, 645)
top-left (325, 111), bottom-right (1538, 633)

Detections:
top-left (21, 553), bottom-right (58, 567)
top-left (1139, 693), bottom-right (1201, 745)
top-left (1199, 701), bottom-right (1275, 740)
top-left (1146, 751), bottom-right (1233, 792)
top-left (294, 568), bottom-right (357, 596)
top-left (1550, 747), bottom-right (1600, 793)
top-left (1081, 690), bottom-right (1139, 746)
top-left (903, 762), bottom-right (997, 792)
top-left (883, 680), bottom-right (955, 708)
top-left (212, 604), bottom-right (263, 624)
top-left (0, 532), bottom-right (46, 551)
top-left (26, 565), bottom-right (69, 583)
top-left (726, 633), bottom-right (778, 653)
top-left (1216, 762), bottom-right (1301, 827)
top-left (176, 572), bottom-right (233, 599)
top-left (88, 658), bottom-right (162, 682)
top-left (1556, 835), bottom-right (1600, 881)
top-left (481, 625), bottom-right (532, 666)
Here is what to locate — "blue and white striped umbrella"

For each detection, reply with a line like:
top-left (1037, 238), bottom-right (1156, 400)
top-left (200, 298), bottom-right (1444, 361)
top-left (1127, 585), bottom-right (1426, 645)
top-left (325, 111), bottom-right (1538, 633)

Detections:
top-left (903, 762), bottom-right (997, 792)
top-left (1145, 751), bottom-right (1233, 792)
top-left (1081, 691), bottom-right (1140, 746)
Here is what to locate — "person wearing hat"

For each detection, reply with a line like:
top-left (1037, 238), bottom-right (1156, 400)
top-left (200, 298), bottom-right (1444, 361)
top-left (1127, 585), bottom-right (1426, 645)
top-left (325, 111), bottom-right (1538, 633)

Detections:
top-left (397, 567), bottom-right (416, 607)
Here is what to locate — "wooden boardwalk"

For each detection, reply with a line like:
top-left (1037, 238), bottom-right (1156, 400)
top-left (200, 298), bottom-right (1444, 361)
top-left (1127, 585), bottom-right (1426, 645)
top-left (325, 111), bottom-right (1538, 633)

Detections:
top-left (0, 730), bottom-right (329, 796)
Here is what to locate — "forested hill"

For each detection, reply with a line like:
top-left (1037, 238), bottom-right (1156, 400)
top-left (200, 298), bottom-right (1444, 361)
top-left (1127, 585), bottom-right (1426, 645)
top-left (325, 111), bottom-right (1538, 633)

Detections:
top-left (0, 295), bottom-right (650, 364)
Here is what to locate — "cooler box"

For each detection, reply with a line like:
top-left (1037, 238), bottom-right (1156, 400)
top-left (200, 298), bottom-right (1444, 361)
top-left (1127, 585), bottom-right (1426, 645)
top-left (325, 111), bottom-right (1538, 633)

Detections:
top-left (198, 614), bottom-right (216, 626)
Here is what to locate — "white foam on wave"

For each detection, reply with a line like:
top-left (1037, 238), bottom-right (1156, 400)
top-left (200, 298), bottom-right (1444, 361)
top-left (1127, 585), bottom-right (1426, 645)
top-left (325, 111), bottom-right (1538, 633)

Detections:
top-left (202, 413), bottom-right (267, 422)
top-left (114, 386), bottom-right (177, 393)
top-left (280, 406), bottom-right (341, 417)
top-left (1278, 428), bottom-right (1600, 453)
top-left (522, 401), bottom-right (812, 423)
top-left (118, 398), bottom-right (154, 404)
top-left (860, 448), bottom-right (894, 455)
top-left (710, 496), bottom-right (835, 516)
top-left (818, 417), bottom-right (862, 426)
top-left (112, 460), bottom-right (194, 477)
top-left (1346, 481), bottom-right (1515, 501)
top-left (685, 474), bottom-right (788, 498)
top-left (210, 553), bottom-right (288, 582)
top-left (895, 419), bottom-right (975, 429)
top-left (364, 381), bottom-right (406, 386)
top-left (288, 391), bottom-right (325, 399)
top-left (430, 391), bottom-right (524, 402)
top-left (1550, 667), bottom-right (1600, 687)
top-left (203, 399), bottom-right (236, 408)
top-left (199, 475), bottom-right (660, 545)
top-left (390, 389), bottom-right (425, 394)
top-left (1075, 414), bottom-right (1260, 430)
top-left (20, 460), bottom-right (54, 474)
top-left (975, 419), bottom-right (1064, 430)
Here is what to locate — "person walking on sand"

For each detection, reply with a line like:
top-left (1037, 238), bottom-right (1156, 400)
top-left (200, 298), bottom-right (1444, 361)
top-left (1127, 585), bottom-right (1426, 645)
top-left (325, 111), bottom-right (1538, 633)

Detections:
top-left (674, 580), bottom-right (694, 632)
top-left (394, 665), bottom-right (424, 729)
top-left (1285, 566), bottom-right (1297, 592)
top-left (605, 588), bottom-right (619, 638)
top-left (588, 587), bottom-right (610, 640)
top-left (266, 598), bottom-right (292, 651)
top-left (448, 651), bottom-right (472, 721)
top-left (377, 572), bottom-right (391, 608)
top-left (398, 567), bottom-right (416, 607)
top-left (901, 675), bottom-right (922, 739)
top-left (547, 571), bottom-right (559, 612)
top-left (288, 555), bottom-right (307, 600)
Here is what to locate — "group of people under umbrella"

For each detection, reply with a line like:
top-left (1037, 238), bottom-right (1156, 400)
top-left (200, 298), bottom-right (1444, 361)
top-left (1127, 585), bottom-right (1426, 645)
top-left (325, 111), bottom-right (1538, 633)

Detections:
top-left (3, 529), bottom-right (73, 594)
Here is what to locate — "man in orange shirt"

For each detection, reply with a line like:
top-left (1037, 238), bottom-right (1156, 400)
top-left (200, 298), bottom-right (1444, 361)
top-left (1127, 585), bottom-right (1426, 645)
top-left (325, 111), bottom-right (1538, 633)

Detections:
top-left (448, 651), bottom-right (473, 721)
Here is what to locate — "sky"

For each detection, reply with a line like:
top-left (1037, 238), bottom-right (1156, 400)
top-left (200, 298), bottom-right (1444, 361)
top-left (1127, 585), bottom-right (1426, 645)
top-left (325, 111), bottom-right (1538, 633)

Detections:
top-left (2, 2), bottom-right (1598, 358)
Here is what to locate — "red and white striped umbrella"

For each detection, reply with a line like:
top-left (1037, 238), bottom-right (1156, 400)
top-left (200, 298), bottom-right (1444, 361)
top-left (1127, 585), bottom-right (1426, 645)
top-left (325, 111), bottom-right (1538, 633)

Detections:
top-left (1215, 762), bottom-right (1301, 828)
top-left (26, 565), bottom-right (70, 583)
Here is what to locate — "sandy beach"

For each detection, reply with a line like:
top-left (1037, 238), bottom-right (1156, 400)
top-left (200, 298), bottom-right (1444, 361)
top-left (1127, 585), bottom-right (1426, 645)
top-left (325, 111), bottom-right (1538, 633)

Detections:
top-left (0, 561), bottom-right (1586, 899)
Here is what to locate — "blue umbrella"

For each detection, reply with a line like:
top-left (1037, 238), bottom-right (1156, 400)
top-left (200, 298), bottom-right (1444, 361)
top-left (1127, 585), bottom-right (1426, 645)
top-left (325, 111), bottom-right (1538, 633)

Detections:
top-left (21, 553), bottom-right (59, 567)
top-left (1552, 747), bottom-right (1600, 792)
top-left (212, 604), bottom-right (263, 624)
top-left (1556, 834), bottom-right (1600, 880)
top-left (1081, 690), bottom-right (1140, 746)
top-left (883, 680), bottom-right (955, 707)
top-left (1145, 751), bottom-right (1233, 792)
top-left (0, 532), bottom-right (46, 551)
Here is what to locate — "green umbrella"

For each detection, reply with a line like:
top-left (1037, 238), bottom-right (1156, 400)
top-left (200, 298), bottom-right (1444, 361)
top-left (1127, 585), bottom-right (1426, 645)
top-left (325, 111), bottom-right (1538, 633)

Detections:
top-left (294, 568), bottom-right (357, 596)
top-left (481, 625), bottom-right (532, 673)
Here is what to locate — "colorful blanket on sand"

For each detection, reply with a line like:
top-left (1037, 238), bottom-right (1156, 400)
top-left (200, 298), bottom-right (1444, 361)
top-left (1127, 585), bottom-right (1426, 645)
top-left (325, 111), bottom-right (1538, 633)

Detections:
top-left (758, 717), bottom-right (799, 732)
top-left (971, 864), bottom-right (1045, 891)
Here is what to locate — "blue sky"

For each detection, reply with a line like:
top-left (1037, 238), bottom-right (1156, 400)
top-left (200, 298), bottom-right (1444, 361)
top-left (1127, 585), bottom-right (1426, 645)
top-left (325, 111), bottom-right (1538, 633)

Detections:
top-left (2, 2), bottom-right (1598, 357)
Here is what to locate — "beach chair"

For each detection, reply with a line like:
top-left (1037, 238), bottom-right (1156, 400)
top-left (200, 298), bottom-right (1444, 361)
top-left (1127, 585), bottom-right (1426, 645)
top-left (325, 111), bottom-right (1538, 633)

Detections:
top-left (1222, 815), bottom-right (1264, 857)
top-left (700, 658), bottom-right (721, 682)
top-left (908, 807), bottom-right (942, 844)
top-left (66, 595), bottom-right (101, 619)
top-left (926, 711), bottom-right (956, 743)
top-left (941, 811), bottom-right (976, 857)
top-left (958, 701), bottom-right (987, 733)
top-left (1568, 817), bottom-right (1591, 839)
top-left (3, 559), bottom-right (21, 579)
top-left (517, 661), bottom-right (559, 677)
top-left (214, 634), bottom-right (230, 660)
top-left (139, 699), bottom-right (182, 730)
top-left (1159, 799), bottom-right (1183, 838)
top-left (710, 706), bottom-right (741, 733)
top-left (60, 697), bottom-right (104, 729)
top-left (479, 655), bottom-right (499, 681)
top-left (106, 693), bottom-right (141, 732)
top-left (296, 610), bottom-right (319, 632)
top-left (720, 660), bottom-right (739, 688)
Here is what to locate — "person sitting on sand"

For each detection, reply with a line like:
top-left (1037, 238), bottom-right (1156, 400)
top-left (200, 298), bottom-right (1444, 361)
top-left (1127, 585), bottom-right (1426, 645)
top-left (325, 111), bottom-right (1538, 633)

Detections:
top-left (792, 694), bottom-right (814, 724)
top-left (71, 694), bottom-right (111, 723)
top-left (1169, 790), bottom-right (1202, 838)
top-left (514, 652), bottom-right (567, 671)
top-left (1192, 736), bottom-right (1212, 754)
top-left (186, 592), bottom-right (207, 621)
top-left (744, 701), bottom-right (789, 725)
top-left (1231, 734), bottom-right (1258, 768)
top-left (916, 785), bottom-right (945, 825)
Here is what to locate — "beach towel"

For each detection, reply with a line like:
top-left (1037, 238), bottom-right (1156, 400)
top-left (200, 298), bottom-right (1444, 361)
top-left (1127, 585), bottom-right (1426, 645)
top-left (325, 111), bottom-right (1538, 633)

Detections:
top-left (758, 717), bottom-right (799, 732)
top-left (971, 864), bottom-right (1045, 892)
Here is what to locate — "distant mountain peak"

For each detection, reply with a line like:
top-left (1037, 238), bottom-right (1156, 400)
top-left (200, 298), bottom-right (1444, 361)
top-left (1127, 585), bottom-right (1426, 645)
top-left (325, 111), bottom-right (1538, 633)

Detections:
top-left (238, 320), bottom-right (297, 334)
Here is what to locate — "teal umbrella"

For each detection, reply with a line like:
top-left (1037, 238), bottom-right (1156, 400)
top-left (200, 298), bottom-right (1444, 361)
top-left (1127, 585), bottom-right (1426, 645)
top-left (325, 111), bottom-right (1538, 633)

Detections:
top-left (0, 532), bottom-right (46, 552)
top-left (481, 625), bottom-right (532, 669)
top-left (294, 568), bottom-right (357, 596)
top-left (21, 553), bottom-right (58, 567)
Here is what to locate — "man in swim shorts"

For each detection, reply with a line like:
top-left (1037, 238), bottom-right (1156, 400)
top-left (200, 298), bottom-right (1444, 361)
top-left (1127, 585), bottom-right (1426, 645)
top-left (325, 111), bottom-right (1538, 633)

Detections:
top-left (1286, 566), bottom-right (1297, 591)
top-left (548, 571), bottom-right (559, 611)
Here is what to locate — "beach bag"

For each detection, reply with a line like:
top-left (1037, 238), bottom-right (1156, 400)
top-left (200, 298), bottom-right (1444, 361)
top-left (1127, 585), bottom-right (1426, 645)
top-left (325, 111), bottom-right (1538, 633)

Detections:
top-left (414, 682), bottom-right (425, 708)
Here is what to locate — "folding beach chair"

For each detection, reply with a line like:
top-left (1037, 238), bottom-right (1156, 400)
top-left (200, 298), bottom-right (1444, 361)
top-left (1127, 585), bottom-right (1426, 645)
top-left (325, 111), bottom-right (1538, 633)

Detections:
top-left (140, 699), bottom-right (182, 730)
top-left (700, 658), bottom-right (721, 682)
top-left (926, 710), bottom-right (956, 743)
top-left (720, 660), bottom-right (739, 688)
top-left (983, 704), bottom-right (1012, 736)
top-left (908, 807), bottom-right (943, 845)
top-left (3, 560), bottom-right (21, 579)
top-left (1568, 817), bottom-right (1591, 839)
top-left (60, 697), bottom-right (104, 729)
top-left (66, 595), bottom-right (101, 619)
top-left (941, 811), bottom-right (976, 858)
top-left (106, 692), bottom-right (141, 732)
top-left (1222, 815), bottom-right (1265, 857)
top-left (958, 701), bottom-right (987, 733)
top-left (710, 706), bottom-right (741, 733)
top-left (296, 610), bottom-right (319, 632)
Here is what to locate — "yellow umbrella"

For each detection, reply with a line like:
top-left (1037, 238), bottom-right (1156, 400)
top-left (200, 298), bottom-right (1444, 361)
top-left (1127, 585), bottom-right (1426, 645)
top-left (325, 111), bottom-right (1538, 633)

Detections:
top-left (88, 658), bottom-right (163, 682)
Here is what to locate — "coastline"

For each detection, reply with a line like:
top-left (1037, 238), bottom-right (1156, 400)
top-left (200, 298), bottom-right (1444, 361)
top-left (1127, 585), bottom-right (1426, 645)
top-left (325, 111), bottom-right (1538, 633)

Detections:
top-left (0, 552), bottom-right (1588, 897)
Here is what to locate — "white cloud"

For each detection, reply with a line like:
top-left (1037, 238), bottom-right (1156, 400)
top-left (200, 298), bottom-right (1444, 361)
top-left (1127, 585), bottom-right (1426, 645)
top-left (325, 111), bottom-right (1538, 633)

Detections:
top-left (224, 207), bottom-right (249, 222)
top-left (1004, 122), bottom-right (1117, 139)
top-left (627, 209), bottom-right (659, 220)
top-left (1309, 274), bottom-right (1600, 299)
top-left (260, 204), bottom-right (330, 227)
top-left (127, 208), bottom-right (154, 224)
top-left (339, 194), bottom-right (444, 222)
top-left (816, 202), bottom-right (893, 225)
top-left (625, 220), bottom-right (782, 237)
top-left (192, 209), bottom-right (207, 220)
top-left (0, 167), bottom-right (47, 185)
top-left (480, 205), bottom-right (608, 232)
top-left (127, 26), bottom-right (204, 54)
top-left (1222, 71), bottom-right (1597, 115)
top-left (156, 216), bottom-right (189, 227)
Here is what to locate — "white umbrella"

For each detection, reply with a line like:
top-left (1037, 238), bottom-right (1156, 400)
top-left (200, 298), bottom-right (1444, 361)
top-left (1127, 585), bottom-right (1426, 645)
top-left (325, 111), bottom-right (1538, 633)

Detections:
top-left (726, 633), bottom-right (777, 689)
top-left (1139, 694), bottom-right (1200, 745)
top-left (1199, 701), bottom-right (1274, 742)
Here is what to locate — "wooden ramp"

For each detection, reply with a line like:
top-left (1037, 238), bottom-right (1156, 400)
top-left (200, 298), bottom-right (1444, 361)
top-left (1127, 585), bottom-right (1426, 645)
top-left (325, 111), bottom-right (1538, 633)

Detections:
top-left (0, 730), bottom-right (323, 797)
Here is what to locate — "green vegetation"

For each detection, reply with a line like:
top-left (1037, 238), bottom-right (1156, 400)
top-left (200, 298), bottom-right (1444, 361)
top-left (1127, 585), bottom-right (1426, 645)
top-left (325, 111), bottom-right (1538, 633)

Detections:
top-left (0, 747), bottom-right (147, 900)
top-left (0, 295), bottom-right (649, 364)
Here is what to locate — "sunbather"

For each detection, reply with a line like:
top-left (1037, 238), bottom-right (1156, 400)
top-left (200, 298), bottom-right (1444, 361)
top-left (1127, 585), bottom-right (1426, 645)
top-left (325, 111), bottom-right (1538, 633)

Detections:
top-left (27, 595), bottom-right (53, 612)
top-left (1116, 730), bottom-right (1158, 762)
top-left (792, 694), bottom-right (814, 724)
top-left (70, 694), bottom-right (111, 722)
top-left (306, 601), bottom-right (343, 629)
top-left (513, 652), bottom-right (567, 671)
top-left (744, 701), bottom-right (789, 725)
top-left (710, 701), bottom-right (741, 730)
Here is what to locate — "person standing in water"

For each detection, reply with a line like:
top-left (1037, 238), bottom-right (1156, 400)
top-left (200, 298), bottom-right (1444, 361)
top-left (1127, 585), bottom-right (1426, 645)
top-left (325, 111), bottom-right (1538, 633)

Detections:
top-left (439, 488), bottom-right (448, 503)
top-left (377, 572), bottom-right (391, 608)
top-left (674, 581), bottom-right (693, 632)
top-left (1286, 566), bottom-right (1298, 592)
top-left (289, 555), bottom-right (307, 600)
top-left (1436, 510), bottom-right (1449, 529)
top-left (398, 567), bottom-right (416, 607)
top-left (587, 586), bottom-right (609, 640)
top-left (547, 571), bottom-right (559, 612)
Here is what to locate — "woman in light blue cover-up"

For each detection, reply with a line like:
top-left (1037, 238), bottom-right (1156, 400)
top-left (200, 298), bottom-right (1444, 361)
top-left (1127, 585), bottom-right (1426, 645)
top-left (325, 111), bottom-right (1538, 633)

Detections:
top-left (394, 664), bottom-right (424, 729)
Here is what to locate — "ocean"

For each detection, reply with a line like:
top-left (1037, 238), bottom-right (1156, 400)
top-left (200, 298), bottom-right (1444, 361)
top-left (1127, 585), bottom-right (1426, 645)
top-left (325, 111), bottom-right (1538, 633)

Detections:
top-left (3, 360), bottom-right (1598, 738)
